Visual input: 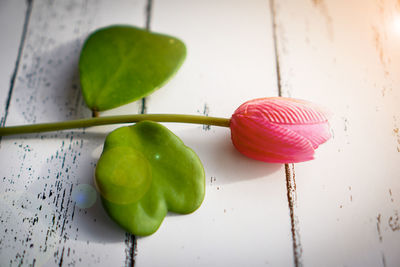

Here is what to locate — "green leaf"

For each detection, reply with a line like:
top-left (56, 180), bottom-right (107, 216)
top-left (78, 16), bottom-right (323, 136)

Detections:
top-left (79, 26), bottom-right (186, 111)
top-left (95, 121), bottom-right (205, 236)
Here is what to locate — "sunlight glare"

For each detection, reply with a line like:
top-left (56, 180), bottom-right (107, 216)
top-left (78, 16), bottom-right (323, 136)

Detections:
top-left (394, 15), bottom-right (400, 34)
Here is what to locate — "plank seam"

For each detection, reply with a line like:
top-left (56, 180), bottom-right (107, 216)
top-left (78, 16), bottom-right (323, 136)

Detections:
top-left (285, 164), bottom-right (303, 267)
top-left (269, 0), bottom-right (282, 96)
top-left (145, 0), bottom-right (153, 31)
top-left (0, 0), bottom-right (33, 128)
top-left (139, 0), bottom-right (153, 115)
top-left (125, 232), bottom-right (137, 267)
top-left (269, 1), bottom-right (303, 266)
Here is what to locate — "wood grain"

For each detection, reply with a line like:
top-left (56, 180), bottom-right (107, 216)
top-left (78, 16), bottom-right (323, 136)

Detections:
top-left (274, 0), bottom-right (400, 266)
top-left (0, 0), bottom-right (148, 266)
top-left (3, 0), bottom-right (398, 266)
top-left (135, 0), bottom-right (295, 266)
top-left (0, 0), bottom-right (29, 127)
top-left (270, 0), bottom-right (303, 265)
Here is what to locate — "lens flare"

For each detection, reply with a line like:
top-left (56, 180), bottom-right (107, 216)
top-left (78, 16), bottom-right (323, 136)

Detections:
top-left (394, 16), bottom-right (400, 34)
top-left (72, 184), bottom-right (97, 209)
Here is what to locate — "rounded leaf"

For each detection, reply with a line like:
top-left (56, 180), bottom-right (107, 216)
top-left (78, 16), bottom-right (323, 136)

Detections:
top-left (79, 26), bottom-right (186, 111)
top-left (95, 121), bottom-right (205, 236)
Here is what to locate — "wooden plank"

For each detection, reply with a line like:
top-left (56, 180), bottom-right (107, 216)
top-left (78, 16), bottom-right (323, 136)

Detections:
top-left (273, 0), bottom-right (400, 266)
top-left (0, 0), bottom-right (148, 266)
top-left (0, 0), bottom-right (28, 126)
top-left (134, 0), bottom-right (295, 266)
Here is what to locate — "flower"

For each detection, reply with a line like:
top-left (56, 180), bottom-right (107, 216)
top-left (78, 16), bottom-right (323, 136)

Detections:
top-left (230, 97), bottom-right (331, 163)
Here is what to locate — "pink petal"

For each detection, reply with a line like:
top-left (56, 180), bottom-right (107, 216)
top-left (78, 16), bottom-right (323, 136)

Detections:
top-left (230, 97), bottom-right (331, 163)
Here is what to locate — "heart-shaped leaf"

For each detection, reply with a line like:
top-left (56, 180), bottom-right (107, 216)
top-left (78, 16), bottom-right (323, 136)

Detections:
top-left (95, 121), bottom-right (205, 236)
top-left (79, 26), bottom-right (186, 111)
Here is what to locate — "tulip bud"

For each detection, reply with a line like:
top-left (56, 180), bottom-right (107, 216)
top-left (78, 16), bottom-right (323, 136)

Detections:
top-left (230, 97), bottom-right (331, 163)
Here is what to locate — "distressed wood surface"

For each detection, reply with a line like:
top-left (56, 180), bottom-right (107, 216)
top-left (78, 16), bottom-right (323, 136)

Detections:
top-left (0, 0), bottom-right (294, 266)
top-left (273, 0), bottom-right (400, 266)
top-left (0, 0), bottom-right (148, 266)
top-left (1, 0), bottom-right (400, 267)
top-left (137, 0), bottom-right (294, 266)
top-left (0, 0), bottom-right (27, 127)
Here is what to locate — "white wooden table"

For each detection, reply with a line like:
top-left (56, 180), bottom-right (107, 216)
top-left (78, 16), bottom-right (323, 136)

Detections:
top-left (1, 0), bottom-right (399, 266)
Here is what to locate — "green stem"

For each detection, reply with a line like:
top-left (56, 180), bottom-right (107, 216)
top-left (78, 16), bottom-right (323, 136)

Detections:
top-left (0, 114), bottom-right (231, 136)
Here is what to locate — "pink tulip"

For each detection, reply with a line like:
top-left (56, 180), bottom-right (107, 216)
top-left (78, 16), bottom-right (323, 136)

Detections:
top-left (230, 97), bottom-right (331, 163)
